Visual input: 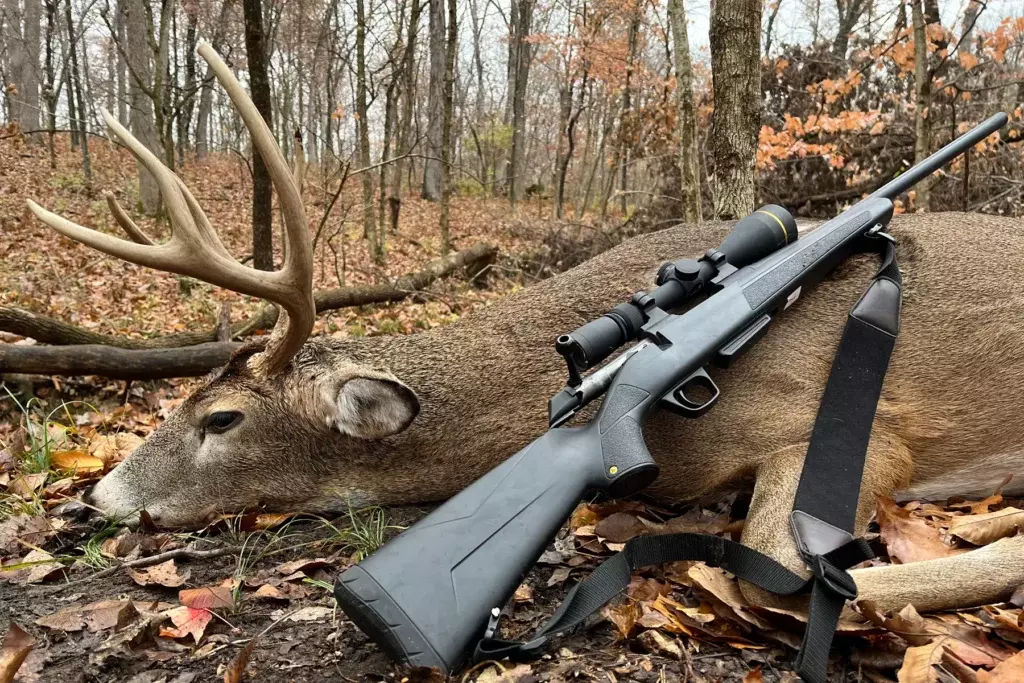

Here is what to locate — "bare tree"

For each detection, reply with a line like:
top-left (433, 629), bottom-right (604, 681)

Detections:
top-left (438, 0), bottom-right (457, 254)
top-left (22, 0), bottom-right (42, 135)
top-left (709, 0), bottom-right (762, 219)
top-left (354, 0), bottom-right (379, 261)
top-left (422, 0), bottom-right (446, 201)
top-left (911, 0), bottom-right (932, 210)
top-left (243, 0), bottom-right (275, 270)
top-left (668, 0), bottom-right (701, 223)
top-left (507, 0), bottom-right (534, 210)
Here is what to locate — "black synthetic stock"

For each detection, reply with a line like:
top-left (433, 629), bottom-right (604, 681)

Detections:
top-left (334, 423), bottom-right (658, 671)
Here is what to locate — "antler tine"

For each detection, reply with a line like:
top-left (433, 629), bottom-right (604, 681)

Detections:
top-left (198, 42), bottom-right (314, 376)
top-left (105, 193), bottom-right (155, 246)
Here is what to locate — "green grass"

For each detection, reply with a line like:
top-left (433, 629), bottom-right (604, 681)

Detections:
top-left (322, 503), bottom-right (397, 562)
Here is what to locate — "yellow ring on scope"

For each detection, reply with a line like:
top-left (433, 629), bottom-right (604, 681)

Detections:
top-left (757, 209), bottom-right (791, 244)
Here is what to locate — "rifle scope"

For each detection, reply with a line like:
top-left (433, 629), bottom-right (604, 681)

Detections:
top-left (557, 204), bottom-right (797, 377)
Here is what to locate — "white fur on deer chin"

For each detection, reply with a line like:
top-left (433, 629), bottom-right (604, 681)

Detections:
top-left (896, 450), bottom-right (1024, 501)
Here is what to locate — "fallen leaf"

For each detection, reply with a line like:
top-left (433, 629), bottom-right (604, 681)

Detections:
top-left (0, 515), bottom-right (53, 554)
top-left (949, 474), bottom-right (1012, 514)
top-left (224, 638), bottom-right (257, 683)
top-left (254, 584), bottom-right (287, 601)
top-left (636, 629), bottom-right (683, 659)
top-left (274, 557), bottom-right (332, 576)
top-left (876, 497), bottom-right (965, 563)
top-left (513, 583), bottom-right (534, 603)
top-left (898, 638), bottom-right (949, 683)
top-left (253, 513), bottom-right (296, 530)
top-left (160, 606), bottom-right (213, 643)
top-left (89, 433), bottom-right (144, 465)
top-left (179, 586), bottom-right (235, 611)
top-left (50, 450), bottom-right (104, 473)
top-left (7, 473), bottom-right (46, 498)
top-left (978, 650), bottom-right (1024, 682)
top-left (595, 512), bottom-right (647, 542)
top-left (475, 663), bottom-right (532, 683)
top-left (547, 567), bottom-right (571, 587)
top-left (0, 623), bottom-right (34, 683)
top-left (127, 559), bottom-right (190, 588)
top-left (602, 601), bottom-right (639, 639)
top-left (2, 549), bottom-right (65, 585)
top-left (743, 666), bottom-right (763, 683)
top-left (35, 599), bottom-right (140, 632)
top-left (285, 606), bottom-right (333, 622)
top-left (947, 507), bottom-right (1024, 545)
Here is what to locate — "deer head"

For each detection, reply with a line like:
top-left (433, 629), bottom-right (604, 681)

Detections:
top-left (27, 45), bottom-right (421, 526)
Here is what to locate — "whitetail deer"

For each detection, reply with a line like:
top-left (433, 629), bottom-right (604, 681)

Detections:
top-left (28, 46), bottom-right (1024, 619)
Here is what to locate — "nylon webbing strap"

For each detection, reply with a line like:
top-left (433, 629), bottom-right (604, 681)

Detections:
top-left (476, 239), bottom-right (902, 683)
top-left (791, 239), bottom-right (901, 682)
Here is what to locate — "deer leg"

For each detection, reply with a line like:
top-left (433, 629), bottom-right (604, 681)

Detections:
top-left (737, 437), bottom-right (915, 609)
top-left (850, 535), bottom-right (1024, 613)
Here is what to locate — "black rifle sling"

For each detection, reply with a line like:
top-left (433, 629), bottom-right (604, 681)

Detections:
top-left (474, 238), bottom-right (901, 683)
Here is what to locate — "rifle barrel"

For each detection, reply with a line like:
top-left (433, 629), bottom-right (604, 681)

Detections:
top-left (870, 112), bottom-right (1007, 201)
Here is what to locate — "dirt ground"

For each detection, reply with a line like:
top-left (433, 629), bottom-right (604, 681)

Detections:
top-left (1, 502), bottom-right (842, 683)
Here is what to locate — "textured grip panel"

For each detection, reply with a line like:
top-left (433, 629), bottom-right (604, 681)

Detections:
top-left (600, 416), bottom-right (658, 497)
top-left (743, 211), bottom-right (869, 310)
top-left (334, 565), bottom-right (446, 670)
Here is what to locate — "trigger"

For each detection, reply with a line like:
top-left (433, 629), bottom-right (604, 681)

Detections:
top-left (659, 368), bottom-right (720, 418)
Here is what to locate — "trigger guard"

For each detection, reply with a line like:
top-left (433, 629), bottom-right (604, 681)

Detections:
top-left (659, 368), bottom-right (720, 419)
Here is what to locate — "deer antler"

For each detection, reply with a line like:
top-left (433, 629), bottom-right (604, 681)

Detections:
top-left (26, 44), bottom-right (314, 376)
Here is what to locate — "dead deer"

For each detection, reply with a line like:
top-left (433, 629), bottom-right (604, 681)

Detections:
top-left (27, 45), bottom-right (1024, 621)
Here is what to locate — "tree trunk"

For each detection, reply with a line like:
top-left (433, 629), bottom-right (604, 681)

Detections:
top-left (115, 0), bottom-right (127, 123)
top-left (43, 0), bottom-right (57, 168)
top-left (832, 0), bottom-right (866, 61)
top-left (507, 0), bottom-right (534, 210)
top-left (242, 0), bottom-right (275, 270)
top-left (911, 0), bottom-right (932, 211)
top-left (195, 0), bottom-right (233, 159)
top-left (4, 0), bottom-right (26, 127)
top-left (124, 0), bottom-right (161, 214)
top-left (354, 0), bottom-right (379, 261)
top-left (438, 0), bottom-right (457, 255)
top-left (65, 0), bottom-right (90, 181)
top-left (394, 0), bottom-right (421, 200)
top-left (668, 0), bottom-right (701, 223)
top-left (421, 0), bottom-right (445, 201)
top-left (22, 0), bottom-right (42, 137)
top-left (709, 0), bottom-right (761, 219)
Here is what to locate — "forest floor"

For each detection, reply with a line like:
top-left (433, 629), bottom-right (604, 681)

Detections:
top-left (2, 137), bottom-right (1024, 682)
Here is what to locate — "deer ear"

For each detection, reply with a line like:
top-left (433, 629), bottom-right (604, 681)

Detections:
top-left (333, 376), bottom-right (420, 439)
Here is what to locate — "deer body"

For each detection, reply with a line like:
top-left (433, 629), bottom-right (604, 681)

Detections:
top-left (28, 46), bottom-right (1024, 637)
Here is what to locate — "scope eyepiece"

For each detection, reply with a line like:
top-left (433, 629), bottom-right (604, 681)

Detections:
top-left (559, 302), bottom-right (645, 371)
top-left (717, 204), bottom-right (797, 269)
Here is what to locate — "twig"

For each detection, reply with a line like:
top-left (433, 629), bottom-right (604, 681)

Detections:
top-left (36, 546), bottom-right (236, 595)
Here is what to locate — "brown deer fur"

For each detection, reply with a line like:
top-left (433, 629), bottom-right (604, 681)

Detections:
top-left (84, 213), bottom-right (1024, 615)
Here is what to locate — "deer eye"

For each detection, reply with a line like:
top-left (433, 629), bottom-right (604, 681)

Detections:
top-left (203, 411), bottom-right (243, 435)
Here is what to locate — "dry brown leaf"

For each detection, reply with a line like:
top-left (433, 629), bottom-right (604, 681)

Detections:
top-left (595, 512), bottom-right (647, 542)
top-left (626, 577), bottom-right (672, 602)
top-left (474, 663), bottom-right (532, 683)
top-left (0, 623), bottom-right (34, 683)
top-left (636, 605), bottom-right (676, 631)
top-left (546, 567), bottom-right (571, 587)
top-left (978, 650), bottom-right (1024, 682)
top-left (636, 629), bottom-right (683, 659)
top-left (742, 666), bottom-right (764, 683)
top-left (179, 585), bottom-right (235, 611)
top-left (35, 599), bottom-right (140, 632)
top-left (686, 564), bottom-right (771, 629)
top-left (0, 515), bottom-right (53, 554)
top-left (948, 507), bottom-right (1024, 545)
top-left (2, 549), bottom-right (65, 585)
top-left (876, 497), bottom-right (965, 563)
top-left (89, 433), bottom-right (144, 465)
top-left (602, 601), bottom-right (639, 639)
top-left (274, 557), bottom-right (332, 576)
top-left (160, 606), bottom-right (212, 643)
top-left (949, 474), bottom-right (1013, 514)
top-left (49, 450), bottom-right (104, 473)
top-left (126, 559), bottom-right (190, 588)
top-left (285, 606), bottom-right (333, 622)
top-left (513, 583), bottom-right (534, 603)
top-left (984, 606), bottom-right (1024, 635)
top-left (898, 637), bottom-right (950, 683)
top-left (7, 473), bottom-right (46, 498)
top-left (254, 584), bottom-right (287, 601)
top-left (224, 637), bottom-right (257, 683)
top-left (253, 512), bottom-right (295, 530)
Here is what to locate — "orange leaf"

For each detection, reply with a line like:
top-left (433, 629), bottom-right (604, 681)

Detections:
top-left (50, 450), bottom-right (104, 473)
top-left (0, 623), bottom-right (35, 683)
top-left (160, 606), bottom-right (213, 644)
top-left (179, 586), bottom-right (235, 611)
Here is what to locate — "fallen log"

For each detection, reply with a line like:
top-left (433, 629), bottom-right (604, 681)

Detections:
top-left (0, 242), bottom-right (496, 349)
top-left (0, 342), bottom-right (242, 380)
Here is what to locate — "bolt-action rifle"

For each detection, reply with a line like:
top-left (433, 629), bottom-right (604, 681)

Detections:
top-left (334, 113), bottom-right (1009, 675)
